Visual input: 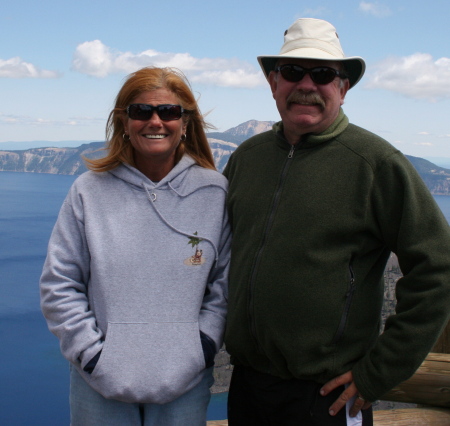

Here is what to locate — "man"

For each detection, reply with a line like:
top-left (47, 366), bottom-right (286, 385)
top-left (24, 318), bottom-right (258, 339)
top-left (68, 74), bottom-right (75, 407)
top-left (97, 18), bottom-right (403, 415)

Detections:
top-left (224, 18), bottom-right (450, 425)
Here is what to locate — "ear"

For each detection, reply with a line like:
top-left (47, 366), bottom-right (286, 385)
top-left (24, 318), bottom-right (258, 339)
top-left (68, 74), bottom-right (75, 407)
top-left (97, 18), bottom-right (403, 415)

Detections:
top-left (340, 79), bottom-right (350, 106)
top-left (181, 117), bottom-right (188, 135)
top-left (268, 71), bottom-right (278, 100)
top-left (122, 115), bottom-right (129, 134)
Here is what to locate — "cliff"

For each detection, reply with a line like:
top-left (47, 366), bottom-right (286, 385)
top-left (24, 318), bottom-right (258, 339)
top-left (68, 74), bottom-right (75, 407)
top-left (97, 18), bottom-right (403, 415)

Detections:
top-left (0, 142), bottom-right (105, 175)
top-left (1, 120), bottom-right (450, 195)
top-left (405, 155), bottom-right (450, 195)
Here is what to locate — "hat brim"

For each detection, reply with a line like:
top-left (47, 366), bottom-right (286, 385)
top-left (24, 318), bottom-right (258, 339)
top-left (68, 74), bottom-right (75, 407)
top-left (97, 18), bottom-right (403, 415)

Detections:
top-left (258, 52), bottom-right (365, 88)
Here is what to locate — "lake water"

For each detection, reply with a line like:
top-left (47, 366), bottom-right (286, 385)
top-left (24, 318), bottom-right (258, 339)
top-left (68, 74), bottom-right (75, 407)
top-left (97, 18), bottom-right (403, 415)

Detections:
top-left (1, 171), bottom-right (450, 425)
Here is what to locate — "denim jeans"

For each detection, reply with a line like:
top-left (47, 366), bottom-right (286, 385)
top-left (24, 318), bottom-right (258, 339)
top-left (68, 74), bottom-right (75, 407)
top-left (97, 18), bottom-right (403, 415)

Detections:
top-left (70, 365), bottom-right (214, 426)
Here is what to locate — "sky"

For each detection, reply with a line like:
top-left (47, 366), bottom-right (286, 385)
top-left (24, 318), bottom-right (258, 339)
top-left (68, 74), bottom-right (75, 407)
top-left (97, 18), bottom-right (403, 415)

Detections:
top-left (1, 0), bottom-right (450, 162)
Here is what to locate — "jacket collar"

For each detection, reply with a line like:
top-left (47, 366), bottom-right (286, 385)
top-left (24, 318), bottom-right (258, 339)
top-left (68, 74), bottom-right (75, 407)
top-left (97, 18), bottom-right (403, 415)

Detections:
top-left (273, 108), bottom-right (349, 149)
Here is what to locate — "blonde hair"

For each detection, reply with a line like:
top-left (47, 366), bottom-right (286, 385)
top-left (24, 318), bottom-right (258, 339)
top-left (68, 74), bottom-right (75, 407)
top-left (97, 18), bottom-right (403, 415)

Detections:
top-left (84, 67), bottom-right (216, 172)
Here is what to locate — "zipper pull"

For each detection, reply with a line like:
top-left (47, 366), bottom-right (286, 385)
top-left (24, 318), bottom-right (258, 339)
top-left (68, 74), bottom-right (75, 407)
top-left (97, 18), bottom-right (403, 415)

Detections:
top-left (288, 144), bottom-right (295, 158)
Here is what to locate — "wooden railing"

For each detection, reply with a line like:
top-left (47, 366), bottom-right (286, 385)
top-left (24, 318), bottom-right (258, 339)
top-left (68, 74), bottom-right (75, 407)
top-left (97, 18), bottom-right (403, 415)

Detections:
top-left (432, 320), bottom-right (450, 354)
top-left (374, 352), bottom-right (450, 424)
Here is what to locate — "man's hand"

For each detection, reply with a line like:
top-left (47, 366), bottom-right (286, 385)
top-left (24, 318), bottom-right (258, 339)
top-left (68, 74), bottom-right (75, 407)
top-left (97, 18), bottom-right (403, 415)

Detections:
top-left (320, 371), bottom-right (371, 417)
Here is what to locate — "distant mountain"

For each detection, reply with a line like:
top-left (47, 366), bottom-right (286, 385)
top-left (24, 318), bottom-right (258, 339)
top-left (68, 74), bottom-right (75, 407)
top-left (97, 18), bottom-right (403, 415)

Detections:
top-left (406, 155), bottom-right (450, 195)
top-left (208, 139), bottom-right (239, 173)
top-left (0, 142), bottom-right (105, 175)
top-left (1, 120), bottom-right (450, 195)
top-left (207, 120), bottom-right (275, 171)
top-left (207, 119), bottom-right (276, 144)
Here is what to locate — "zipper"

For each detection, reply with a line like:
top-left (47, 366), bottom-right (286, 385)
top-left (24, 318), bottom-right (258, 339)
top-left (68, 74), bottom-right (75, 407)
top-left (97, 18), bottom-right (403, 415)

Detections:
top-left (331, 263), bottom-right (356, 344)
top-left (247, 143), bottom-right (297, 354)
top-left (288, 144), bottom-right (295, 158)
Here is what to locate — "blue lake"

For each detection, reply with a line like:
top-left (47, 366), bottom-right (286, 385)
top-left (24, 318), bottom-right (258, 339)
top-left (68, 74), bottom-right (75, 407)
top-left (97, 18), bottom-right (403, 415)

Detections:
top-left (1, 171), bottom-right (449, 425)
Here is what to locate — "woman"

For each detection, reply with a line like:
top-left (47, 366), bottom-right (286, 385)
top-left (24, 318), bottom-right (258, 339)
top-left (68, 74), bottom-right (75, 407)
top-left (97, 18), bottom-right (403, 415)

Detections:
top-left (40, 67), bottom-right (230, 425)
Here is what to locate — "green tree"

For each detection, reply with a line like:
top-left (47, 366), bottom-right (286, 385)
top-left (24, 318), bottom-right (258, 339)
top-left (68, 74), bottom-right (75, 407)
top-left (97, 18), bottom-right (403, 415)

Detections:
top-left (187, 232), bottom-right (203, 250)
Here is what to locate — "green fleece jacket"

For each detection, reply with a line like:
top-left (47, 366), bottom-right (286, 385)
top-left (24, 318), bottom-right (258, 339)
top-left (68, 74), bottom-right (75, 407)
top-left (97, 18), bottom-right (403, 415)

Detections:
top-left (223, 110), bottom-right (450, 402)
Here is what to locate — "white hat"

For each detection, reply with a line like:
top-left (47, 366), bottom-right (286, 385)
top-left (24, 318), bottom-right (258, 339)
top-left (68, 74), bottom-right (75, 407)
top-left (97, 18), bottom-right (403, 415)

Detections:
top-left (258, 18), bottom-right (366, 88)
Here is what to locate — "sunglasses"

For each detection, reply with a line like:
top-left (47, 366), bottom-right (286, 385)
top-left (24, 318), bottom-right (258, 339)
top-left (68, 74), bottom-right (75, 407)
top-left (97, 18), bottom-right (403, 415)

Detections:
top-left (126, 104), bottom-right (185, 121)
top-left (275, 64), bottom-right (347, 85)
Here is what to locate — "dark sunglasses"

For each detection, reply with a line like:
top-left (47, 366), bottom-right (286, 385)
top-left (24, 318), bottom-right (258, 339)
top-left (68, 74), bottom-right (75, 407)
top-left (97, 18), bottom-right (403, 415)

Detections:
top-left (126, 104), bottom-right (185, 121)
top-left (275, 64), bottom-right (347, 85)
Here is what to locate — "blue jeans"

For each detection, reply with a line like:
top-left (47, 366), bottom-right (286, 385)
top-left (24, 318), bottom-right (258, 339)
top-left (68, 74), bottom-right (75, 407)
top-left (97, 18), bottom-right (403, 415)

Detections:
top-left (70, 365), bottom-right (214, 426)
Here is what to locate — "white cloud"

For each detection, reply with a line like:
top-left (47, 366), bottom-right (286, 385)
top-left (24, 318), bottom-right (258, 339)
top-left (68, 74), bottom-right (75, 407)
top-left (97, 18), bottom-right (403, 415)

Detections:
top-left (0, 113), bottom-right (103, 127)
top-left (72, 40), bottom-right (113, 78)
top-left (189, 68), bottom-right (264, 89)
top-left (365, 53), bottom-right (450, 101)
top-left (0, 57), bottom-right (60, 78)
top-left (71, 40), bottom-right (266, 88)
top-left (359, 2), bottom-right (392, 17)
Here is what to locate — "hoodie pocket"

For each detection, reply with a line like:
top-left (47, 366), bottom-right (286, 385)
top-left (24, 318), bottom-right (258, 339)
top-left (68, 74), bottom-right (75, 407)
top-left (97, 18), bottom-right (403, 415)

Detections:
top-left (87, 321), bottom-right (205, 404)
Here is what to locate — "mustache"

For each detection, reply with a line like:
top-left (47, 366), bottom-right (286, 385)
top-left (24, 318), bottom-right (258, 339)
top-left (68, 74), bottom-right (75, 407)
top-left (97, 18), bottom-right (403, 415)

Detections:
top-left (287, 91), bottom-right (325, 109)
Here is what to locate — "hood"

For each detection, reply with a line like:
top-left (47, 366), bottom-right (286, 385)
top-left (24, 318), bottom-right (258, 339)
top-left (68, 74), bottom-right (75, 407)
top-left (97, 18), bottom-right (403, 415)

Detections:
top-left (108, 154), bottom-right (197, 191)
top-left (108, 155), bottom-right (226, 197)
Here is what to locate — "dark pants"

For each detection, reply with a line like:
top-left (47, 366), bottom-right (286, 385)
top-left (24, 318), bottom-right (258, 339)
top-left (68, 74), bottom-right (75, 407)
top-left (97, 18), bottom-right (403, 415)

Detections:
top-left (227, 365), bottom-right (373, 426)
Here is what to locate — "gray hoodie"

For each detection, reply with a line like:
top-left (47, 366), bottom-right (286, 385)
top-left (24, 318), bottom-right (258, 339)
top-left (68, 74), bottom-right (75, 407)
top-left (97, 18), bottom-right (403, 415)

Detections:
top-left (40, 155), bottom-right (230, 404)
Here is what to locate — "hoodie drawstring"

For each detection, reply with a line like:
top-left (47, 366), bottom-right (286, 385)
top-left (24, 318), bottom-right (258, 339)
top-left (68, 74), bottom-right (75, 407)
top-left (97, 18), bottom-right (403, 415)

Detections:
top-left (142, 184), bottom-right (219, 263)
